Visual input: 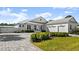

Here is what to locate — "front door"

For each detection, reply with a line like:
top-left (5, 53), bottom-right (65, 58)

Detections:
top-left (27, 25), bottom-right (31, 30)
top-left (40, 25), bottom-right (43, 31)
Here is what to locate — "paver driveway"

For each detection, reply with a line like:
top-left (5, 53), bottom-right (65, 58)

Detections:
top-left (0, 33), bottom-right (41, 51)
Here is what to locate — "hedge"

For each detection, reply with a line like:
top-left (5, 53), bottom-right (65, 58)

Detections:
top-left (50, 32), bottom-right (68, 37)
top-left (31, 34), bottom-right (42, 42)
top-left (31, 32), bottom-right (69, 42)
top-left (31, 32), bottom-right (50, 42)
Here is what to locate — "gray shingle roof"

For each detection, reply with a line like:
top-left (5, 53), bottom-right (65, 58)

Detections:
top-left (18, 20), bottom-right (29, 24)
top-left (18, 16), bottom-right (47, 24)
top-left (47, 17), bottom-right (72, 25)
top-left (18, 15), bottom-right (77, 25)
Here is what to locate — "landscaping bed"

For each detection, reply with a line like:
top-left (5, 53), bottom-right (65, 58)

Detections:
top-left (31, 32), bottom-right (79, 51)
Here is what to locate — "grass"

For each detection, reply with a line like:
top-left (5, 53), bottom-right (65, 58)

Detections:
top-left (33, 37), bottom-right (79, 51)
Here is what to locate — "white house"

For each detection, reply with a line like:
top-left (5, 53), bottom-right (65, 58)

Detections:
top-left (47, 15), bottom-right (78, 32)
top-left (0, 15), bottom-right (78, 33)
top-left (16, 16), bottom-right (48, 32)
top-left (16, 15), bottom-right (78, 33)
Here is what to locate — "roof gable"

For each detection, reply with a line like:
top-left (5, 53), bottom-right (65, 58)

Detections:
top-left (30, 16), bottom-right (47, 23)
top-left (69, 17), bottom-right (78, 23)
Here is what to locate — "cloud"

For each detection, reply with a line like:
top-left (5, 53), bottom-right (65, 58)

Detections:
top-left (65, 11), bottom-right (73, 13)
top-left (7, 8), bottom-right (11, 12)
top-left (0, 8), bottom-right (29, 23)
top-left (65, 7), bottom-right (74, 10)
top-left (53, 16), bottom-right (63, 20)
top-left (35, 12), bottom-right (53, 20)
top-left (21, 9), bottom-right (28, 12)
top-left (65, 7), bottom-right (79, 10)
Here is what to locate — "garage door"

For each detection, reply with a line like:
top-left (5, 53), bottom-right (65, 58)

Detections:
top-left (49, 26), bottom-right (57, 32)
top-left (58, 26), bottom-right (65, 32)
top-left (52, 27), bottom-right (57, 32)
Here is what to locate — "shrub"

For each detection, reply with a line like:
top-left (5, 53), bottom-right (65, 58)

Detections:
top-left (50, 32), bottom-right (68, 37)
top-left (31, 34), bottom-right (42, 42)
top-left (37, 32), bottom-right (50, 40)
top-left (14, 30), bottom-right (34, 33)
top-left (31, 32), bottom-right (50, 42)
top-left (31, 32), bottom-right (69, 42)
top-left (14, 31), bottom-right (21, 33)
top-left (69, 29), bottom-right (79, 35)
top-left (41, 30), bottom-right (46, 32)
top-left (40, 32), bottom-right (49, 40)
top-left (21, 30), bottom-right (25, 32)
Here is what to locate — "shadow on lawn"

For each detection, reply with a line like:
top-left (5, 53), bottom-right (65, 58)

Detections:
top-left (0, 35), bottom-right (25, 41)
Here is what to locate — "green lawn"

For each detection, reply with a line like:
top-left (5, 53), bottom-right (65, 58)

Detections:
top-left (33, 37), bottom-right (79, 51)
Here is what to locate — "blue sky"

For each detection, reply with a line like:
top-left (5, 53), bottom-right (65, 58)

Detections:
top-left (0, 7), bottom-right (79, 23)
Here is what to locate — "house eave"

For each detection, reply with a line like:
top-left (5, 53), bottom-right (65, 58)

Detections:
top-left (47, 22), bottom-right (68, 25)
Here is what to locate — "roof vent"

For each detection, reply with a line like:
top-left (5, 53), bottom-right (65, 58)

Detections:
top-left (65, 15), bottom-right (72, 18)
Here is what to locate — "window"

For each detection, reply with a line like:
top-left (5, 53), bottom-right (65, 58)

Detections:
top-left (27, 25), bottom-right (31, 30)
top-left (59, 25), bottom-right (65, 27)
top-left (59, 26), bottom-right (65, 27)
top-left (40, 25), bottom-right (43, 30)
top-left (70, 25), bottom-right (72, 29)
top-left (34, 25), bottom-right (37, 30)
top-left (22, 24), bottom-right (24, 27)
top-left (19, 24), bottom-right (21, 27)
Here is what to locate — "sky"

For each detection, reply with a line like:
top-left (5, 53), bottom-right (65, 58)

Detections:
top-left (0, 7), bottom-right (79, 23)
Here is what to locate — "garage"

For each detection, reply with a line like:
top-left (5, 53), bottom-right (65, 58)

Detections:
top-left (48, 25), bottom-right (57, 32)
top-left (51, 26), bottom-right (57, 32)
top-left (58, 26), bottom-right (65, 32)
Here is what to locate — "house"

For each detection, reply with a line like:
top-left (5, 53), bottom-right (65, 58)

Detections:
top-left (16, 16), bottom-right (48, 32)
top-left (16, 15), bottom-right (78, 33)
top-left (0, 15), bottom-right (77, 33)
top-left (47, 15), bottom-right (78, 32)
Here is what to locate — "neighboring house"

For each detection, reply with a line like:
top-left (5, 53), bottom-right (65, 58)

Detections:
top-left (0, 15), bottom-right (78, 33)
top-left (47, 15), bottom-right (78, 32)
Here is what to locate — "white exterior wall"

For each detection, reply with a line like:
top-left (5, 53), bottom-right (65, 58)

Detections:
top-left (47, 23), bottom-right (68, 32)
top-left (17, 23), bottom-right (27, 31)
top-left (17, 22), bottom-right (47, 31)
top-left (68, 22), bottom-right (77, 32)
top-left (29, 23), bottom-right (47, 31)
top-left (68, 18), bottom-right (78, 32)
